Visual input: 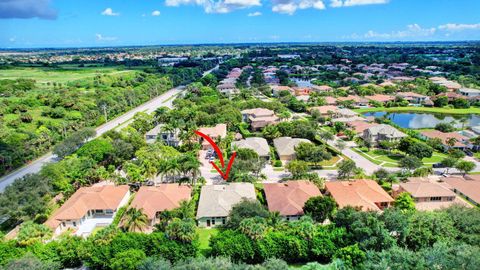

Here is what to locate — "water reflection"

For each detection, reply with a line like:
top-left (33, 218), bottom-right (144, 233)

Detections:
top-left (363, 112), bottom-right (480, 129)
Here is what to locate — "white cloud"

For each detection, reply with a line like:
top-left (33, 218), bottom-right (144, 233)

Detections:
top-left (272, 0), bottom-right (325, 15)
top-left (438, 23), bottom-right (480, 31)
top-left (165, 0), bottom-right (260, 13)
top-left (247, 11), bottom-right (262, 16)
top-left (353, 24), bottom-right (436, 40)
top-left (152, 10), bottom-right (161, 16)
top-left (101, 8), bottom-right (120, 16)
top-left (330, 0), bottom-right (388, 7)
top-left (95, 34), bottom-right (118, 42)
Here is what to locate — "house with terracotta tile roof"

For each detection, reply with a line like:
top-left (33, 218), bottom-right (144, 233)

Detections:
top-left (420, 130), bottom-right (470, 150)
top-left (443, 176), bottom-right (480, 206)
top-left (394, 178), bottom-right (468, 211)
top-left (241, 108), bottom-right (279, 131)
top-left (324, 96), bottom-right (337, 105)
top-left (196, 183), bottom-right (256, 227)
top-left (396, 92), bottom-right (429, 104)
top-left (311, 85), bottom-right (333, 92)
top-left (309, 105), bottom-right (339, 116)
top-left (346, 121), bottom-right (379, 134)
top-left (263, 180), bottom-right (321, 221)
top-left (271, 85), bottom-right (294, 96)
top-left (45, 184), bottom-right (130, 237)
top-left (294, 87), bottom-right (311, 96)
top-left (365, 94), bottom-right (395, 104)
top-left (336, 95), bottom-right (369, 107)
top-left (198, 124), bottom-right (227, 150)
top-left (130, 184), bottom-right (192, 227)
top-left (325, 179), bottom-right (394, 211)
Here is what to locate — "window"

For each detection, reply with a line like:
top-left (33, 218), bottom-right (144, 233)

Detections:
top-left (222, 218), bottom-right (226, 225)
top-left (212, 219), bottom-right (216, 225)
top-left (430, 197), bottom-right (442, 201)
top-left (106, 209), bottom-right (114, 215)
top-left (62, 222), bottom-right (66, 227)
top-left (95, 209), bottom-right (103, 214)
top-left (73, 222), bottom-right (77, 226)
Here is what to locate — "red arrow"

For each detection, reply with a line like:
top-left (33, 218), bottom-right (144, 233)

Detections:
top-left (194, 130), bottom-right (236, 181)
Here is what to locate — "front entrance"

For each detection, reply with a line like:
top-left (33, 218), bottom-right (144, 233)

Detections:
top-left (206, 219), bottom-right (211, 227)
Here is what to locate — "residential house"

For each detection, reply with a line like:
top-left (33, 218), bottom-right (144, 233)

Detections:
top-left (309, 105), bottom-right (339, 117)
top-left (196, 183), bottom-right (256, 227)
top-left (420, 130), bottom-right (470, 150)
top-left (241, 108), bottom-right (279, 131)
top-left (232, 137), bottom-right (270, 160)
top-left (273, 137), bottom-right (312, 163)
top-left (324, 96), bottom-right (337, 105)
top-left (394, 178), bottom-right (467, 211)
top-left (363, 124), bottom-right (407, 145)
top-left (458, 88), bottom-right (480, 98)
top-left (294, 87), bottom-right (311, 96)
top-left (337, 95), bottom-right (369, 107)
top-left (430, 77), bottom-right (462, 91)
top-left (443, 176), bottom-right (480, 206)
top-left (263, 180), bottom-right (321, 221)
top-left (311, 85), bottom-right (333, 92)
top-left (130, 184), bottom-right (192, 227)
top-left (346, 120), bottom-right (379, 134)
top-left (45, 184), bottom-right (130, 237)
top-left (365, 94), bottom-right (395, 104)
top-left (198, 124), bottom-right (227, 150)
top-left (271, 85), bottom-right (294, 96)
top-left (396, 92), bottom-right (429, 104)
top-left (435, 92), bottom-right (464, 102)
top-left (325, 179), bottom-right (394, 211)
top-left (145, 124), bottom-right (181, 146)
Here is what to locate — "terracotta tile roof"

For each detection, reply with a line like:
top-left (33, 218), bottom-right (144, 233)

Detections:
top-left (324, 96), bottom-right (337, 105)
top-left (198, 124), bottom-right (227, 139)
top-left (309, 105), bottom-right (338, 115)
top-left (420, 130), bottom-right (468, 147)
top-left (241, 108), bottom-right (275, 118)
top-left (365, 94), bottom-right (395, 103)
top-left (263, 181), bottom-right (321, 216)
top-left (325, 180), bottom-right (393, 211)
top-left (347, 121), bottom-right (379, 133)
top-left (45, 185), bottom-right (129, 228)
top-left (397, 91), bottom-right (426, 98)
top-left (130, 184), bottom-right (192, 219)
top-left (443, 177), bottom-right (480, 205)
top-left (337, 95), bottom-right (368, 103)
top-left (399, 181), bottom-right (456, 198)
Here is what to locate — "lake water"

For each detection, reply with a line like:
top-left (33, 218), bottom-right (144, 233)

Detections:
top-left (363, 112), bottom-right (480, 129)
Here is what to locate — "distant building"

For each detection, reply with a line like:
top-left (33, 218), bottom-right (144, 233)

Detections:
top-left (325, 179), bottom-right (394, 211)
top-left (196, 183), bottom-right (256, 227)
top-left (45, 184), bottom-right (130, 237)
top-left (241, 108), bottom-right (279, 131)
top-left (363, 124), bottom-right (407, 145)
top-left (263, 180), bottom-right (321, 221)
top-left (396, 92), bottom-right (429, 104)
top-left (273, 137), bottom-right (312, 163)
top-left (145, 124), bottom-right (181, 146)
top-left (458, 88), bottom-right (480, 98)
top-left (232, 137), bottom-right (270, 160)
top-left (198, 124), bottom-right (227, 150)
top-left (420, 130), bottom-right (470, 150)
top-left (443, 176), bottom-right (480, 206)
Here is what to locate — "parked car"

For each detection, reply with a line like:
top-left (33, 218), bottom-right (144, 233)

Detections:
top-left (433, 163), bottom-right (445, 168)
top-left (464, 149), bottom-right (474, 157)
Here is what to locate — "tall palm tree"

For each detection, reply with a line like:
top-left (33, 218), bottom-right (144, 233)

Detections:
top-left (174, 200), bottom-right (195, 220)
top-left (121, 208), bottom-right (149, 232)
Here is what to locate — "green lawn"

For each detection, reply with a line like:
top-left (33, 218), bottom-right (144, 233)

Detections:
top-left (197, 228), bottom-right (219, 254)
top-left (354, 106), bottom-right (480, 115)
top-left (353, 147), bottom-right (446, 167)
top-left (0, 67), bottom-right (134, 85)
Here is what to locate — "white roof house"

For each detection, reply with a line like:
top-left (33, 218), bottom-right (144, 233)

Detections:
top-left (273, 137), bottom-right (312, 162)
top-left (196, 183), bottom-right (256, 227)
top-left (232, 137), bottom-right (270, 159)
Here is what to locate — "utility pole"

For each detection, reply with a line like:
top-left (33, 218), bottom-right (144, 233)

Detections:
top-left (100, 103), bottom-right (108, 123)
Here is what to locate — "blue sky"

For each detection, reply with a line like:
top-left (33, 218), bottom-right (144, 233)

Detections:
top-left (1, 0), bottom-right (479, 48)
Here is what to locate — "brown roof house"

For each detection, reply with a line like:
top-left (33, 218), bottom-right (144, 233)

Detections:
top-left (241, 108), bottom-right (279, 131)
top-left (264, 180), bottom-right (321, 221)
top-left (196, 183), bottom-right (256, 227)
top-left (366, 94), bottom-right (395, 104)
top-left (130, 184), bottom-right (192, 227)
top-left (347, 120), bottom-right (379, 134)
top-left (394, 178), bottom-right (468, 211)
top-left (396, 92), bottom-right (429, 104)
top-left (273, 137), bottom-right (312, 164)
top-left (444, 176), bottom-right (480, 207)
top-left (198, 123), bottom-right (227, 150)
top-left (420, 130), bottom-right (470, 150)
top-left (325, 180), bottom-right (394, 211)
top-left (45, 184), bottom-right (130, 237)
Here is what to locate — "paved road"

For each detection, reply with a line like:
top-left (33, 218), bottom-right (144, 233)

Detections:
top-left (0, 86), bottom-right (184, 192)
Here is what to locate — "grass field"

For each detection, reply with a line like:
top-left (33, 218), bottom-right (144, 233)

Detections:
top-left (354, 106), bottom-right (480, 115)
top-left (197, 228), bottom-right (219, 254)
top-left (0, 66), bottom-right (134, 85)
top-left (353, 147), bottom-right (446, 167)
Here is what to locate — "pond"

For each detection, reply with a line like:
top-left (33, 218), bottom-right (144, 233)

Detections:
top-left (362, 112), bottom-right (480, 129)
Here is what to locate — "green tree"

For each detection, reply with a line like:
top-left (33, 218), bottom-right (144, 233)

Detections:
top-left (165, 218), bottom-right (197, 243)
top-left (227, 199), bottom-right (269, 229)
top-left (440, 157), bottom-right (458, 173)
top-left (239, 217), bottom-right (268, 240)
top-left (394, 192), bottom-right (416, 211)
top-left (303, 196), bottom-right (337, 223)
top-left (16, 221), bottom-right (52, 246)
top-left (455, 160), bottom-right (475, 176)
top-left (286, 160), bottom-right (309, 179)
top-left (337, 160), bottom-right (357, 180)
top-left (110, 249), bottom-right (147, 270)
top-left (121, 208), bottom-right (149, 232)
top-left (399, 156), bottom-right (423, 172)
top-left (333, 244), bottom-right (366, 269)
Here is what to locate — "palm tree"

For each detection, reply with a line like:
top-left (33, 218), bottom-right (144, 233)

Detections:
top-left (174, 200), bottom-right (195, 220)
top-left (446, 137), bottom-right (458, 149)
top-left (121, 208), bottom-right (149, 232)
